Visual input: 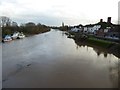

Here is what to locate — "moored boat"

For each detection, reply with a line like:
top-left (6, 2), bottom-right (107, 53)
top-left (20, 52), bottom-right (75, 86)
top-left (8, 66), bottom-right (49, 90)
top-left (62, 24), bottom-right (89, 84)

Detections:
top-left (3, 35), bottom-right (12, 42)
top-left (11, 32), bottom-right (20, 40)
top-left (17, 32), bottom-right (25, 39)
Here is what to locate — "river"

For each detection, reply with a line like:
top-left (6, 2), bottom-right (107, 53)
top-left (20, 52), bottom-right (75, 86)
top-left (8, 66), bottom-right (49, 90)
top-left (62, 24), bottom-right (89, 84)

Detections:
top-left (2, 29), bottom-right (119, 88)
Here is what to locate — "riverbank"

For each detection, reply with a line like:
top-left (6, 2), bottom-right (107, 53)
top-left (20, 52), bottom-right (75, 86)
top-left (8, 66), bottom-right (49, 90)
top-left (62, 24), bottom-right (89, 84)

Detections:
top-left (1, 28), bottom-right (51, 42)
top-left (24, 28), bottom-right (51, 37)
top-left (67, 32), bottom-right (120, 58)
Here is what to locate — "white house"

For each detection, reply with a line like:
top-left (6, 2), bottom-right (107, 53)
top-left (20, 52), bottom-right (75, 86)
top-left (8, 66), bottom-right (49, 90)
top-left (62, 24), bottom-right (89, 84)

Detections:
top-left (92, 25), bottom-right (101, 34)
top-left (83, 25), bottom-right (101, 34)
top-left (88, 26), bottom-right (93, 33)
top-left (70, 27), bottom-right (80, 32)
top-left (83, 26), bottom-right (93, 34)
top-left (83, 27), bottom-right (88, 33)
top-left (79, 26), bottom-right (83, 31)
top-left (92, 25), bottom-right (101, 31)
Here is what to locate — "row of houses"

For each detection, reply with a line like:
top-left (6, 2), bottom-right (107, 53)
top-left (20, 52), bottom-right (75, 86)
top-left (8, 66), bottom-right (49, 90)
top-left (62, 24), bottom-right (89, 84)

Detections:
top-left (70, 17), bottom-right (120, 40)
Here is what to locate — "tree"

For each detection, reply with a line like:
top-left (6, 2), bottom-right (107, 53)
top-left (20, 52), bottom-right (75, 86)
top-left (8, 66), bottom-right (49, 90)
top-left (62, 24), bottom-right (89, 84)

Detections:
top-left (11, 21), bottom-right (18, 27)
top-left (25, 22), bottom-right (36, 27)
top-left (0, 16), bottom-right (11, 27)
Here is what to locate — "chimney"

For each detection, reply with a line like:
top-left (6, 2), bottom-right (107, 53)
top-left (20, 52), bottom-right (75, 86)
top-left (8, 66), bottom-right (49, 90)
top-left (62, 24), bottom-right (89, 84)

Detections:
top-left (107, 17), bottom-right (111, 23)
top-left (100, 19), bottom-right (103, 23)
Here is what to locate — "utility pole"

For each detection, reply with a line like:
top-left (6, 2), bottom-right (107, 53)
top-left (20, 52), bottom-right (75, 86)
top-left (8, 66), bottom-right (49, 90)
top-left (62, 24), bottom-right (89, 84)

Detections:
top-left (118, 1), bottom-right (120, 25)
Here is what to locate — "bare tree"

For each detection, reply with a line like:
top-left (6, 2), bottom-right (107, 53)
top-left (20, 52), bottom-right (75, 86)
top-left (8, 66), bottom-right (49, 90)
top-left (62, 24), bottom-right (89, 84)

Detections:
top-left (11, 21), bottom-right (18, 27)
top-left (0, 16), bottom-right (11, 27)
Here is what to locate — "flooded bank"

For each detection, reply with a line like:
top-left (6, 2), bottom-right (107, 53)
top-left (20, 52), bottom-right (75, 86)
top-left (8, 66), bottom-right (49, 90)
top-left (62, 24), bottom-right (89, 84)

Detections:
top-left (2, 29), bottom-right (119, 88)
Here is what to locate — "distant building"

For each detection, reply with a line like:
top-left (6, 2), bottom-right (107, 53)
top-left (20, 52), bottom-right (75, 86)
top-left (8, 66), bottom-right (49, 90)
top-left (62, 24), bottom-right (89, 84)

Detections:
top-left (104, 27), bottom-right (110, 33)
top-left (92, 25), bottom-right (101, 34)
top-left (107, 17), bottom-right (111, 23)
top-left (83, 24), bottom-right (94, 34)
top-left (62, 22), bottom-right (64, 27)
top-left (83, 27), bottom-right (88, 33)
top-left (70, 27), bottom-right (80, 32)
top-left (96, 29), bottom-right (105, 37)
top-left (87, 26), bottom-right (94, 34)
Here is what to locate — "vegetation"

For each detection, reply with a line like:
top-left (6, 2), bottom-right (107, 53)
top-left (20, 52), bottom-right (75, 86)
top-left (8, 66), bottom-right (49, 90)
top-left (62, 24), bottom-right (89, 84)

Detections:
top-left (1, 16), bottom-right (50, 38)
top-left (19, 23), bottom-right (50, 35)
top-left (87, 37), bottom-right (114, 48)
top-left (52, 25), bottom-right (70, 31)
top-left (2, 24), bottom-right (50, 37)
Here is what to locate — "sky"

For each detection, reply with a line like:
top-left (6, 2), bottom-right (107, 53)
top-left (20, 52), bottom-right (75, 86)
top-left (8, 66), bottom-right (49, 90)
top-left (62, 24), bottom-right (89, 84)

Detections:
top-left (118, 1), bottom-right (120, 24)
top-left (0, 0), bottom-right (120, 26)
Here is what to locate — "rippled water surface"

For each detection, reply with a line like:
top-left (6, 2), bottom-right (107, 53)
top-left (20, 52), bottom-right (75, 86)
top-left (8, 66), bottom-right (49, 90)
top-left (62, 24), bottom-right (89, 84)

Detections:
top-left (2, 29), bottom-right (119, 88)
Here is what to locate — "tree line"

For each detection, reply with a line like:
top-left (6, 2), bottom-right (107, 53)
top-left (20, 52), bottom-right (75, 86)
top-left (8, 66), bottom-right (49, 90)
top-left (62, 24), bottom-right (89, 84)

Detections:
top-left (0, 16), bottom-right (50, 37)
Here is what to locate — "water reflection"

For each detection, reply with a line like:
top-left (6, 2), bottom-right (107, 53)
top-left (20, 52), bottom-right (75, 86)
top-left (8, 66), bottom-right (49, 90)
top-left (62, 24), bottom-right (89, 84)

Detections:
top-left (74, 39), bottom-right (118, 59)
top-left (70, 33), bottom-right (119, 88)
top-left (2, 29), bottom-right (119, 88)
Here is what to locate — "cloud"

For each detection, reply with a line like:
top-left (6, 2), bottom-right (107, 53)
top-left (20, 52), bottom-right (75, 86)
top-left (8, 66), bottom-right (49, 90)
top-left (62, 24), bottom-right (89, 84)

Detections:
top-left (0, 0), bottom-right (119, 26)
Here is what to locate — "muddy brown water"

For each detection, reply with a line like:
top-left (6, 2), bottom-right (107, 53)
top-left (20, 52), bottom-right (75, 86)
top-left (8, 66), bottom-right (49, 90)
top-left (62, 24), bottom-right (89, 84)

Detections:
top-left (2, 29), bottom-right (119, 88)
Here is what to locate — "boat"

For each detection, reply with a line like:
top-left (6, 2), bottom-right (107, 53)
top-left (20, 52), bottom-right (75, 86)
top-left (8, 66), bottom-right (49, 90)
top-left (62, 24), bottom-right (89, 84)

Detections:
top-left (11, 32), bottom-right (20, 40)
top-left (17, 32), bottom-right (25, 39)
top-left (3, 35), bottom-right (12, 42)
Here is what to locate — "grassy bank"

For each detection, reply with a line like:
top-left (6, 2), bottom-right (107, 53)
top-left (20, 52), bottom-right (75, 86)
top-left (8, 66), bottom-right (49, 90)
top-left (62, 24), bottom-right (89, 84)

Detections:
top-left (68, 32), bottom-right (120, 58)
top-left (87, 37), bottom-right (114, 48)
top-left (83, 37), bottom-right (120, 58)
top-left (86, 37), bottom-right (120, 58)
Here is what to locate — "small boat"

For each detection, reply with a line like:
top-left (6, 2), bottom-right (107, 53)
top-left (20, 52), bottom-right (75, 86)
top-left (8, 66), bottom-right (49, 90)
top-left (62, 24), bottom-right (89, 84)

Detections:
top-left (11, 32), bottom-right (20, 40)
top-left (17, 32), bottom-right (25, 39)
top-left (3, 35), bottom-right (12, 42)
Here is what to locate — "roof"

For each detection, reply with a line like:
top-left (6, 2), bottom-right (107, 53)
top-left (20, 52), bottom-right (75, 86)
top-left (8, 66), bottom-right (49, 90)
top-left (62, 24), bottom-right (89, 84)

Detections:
top-left (84, 24), bottom-right (94, 27)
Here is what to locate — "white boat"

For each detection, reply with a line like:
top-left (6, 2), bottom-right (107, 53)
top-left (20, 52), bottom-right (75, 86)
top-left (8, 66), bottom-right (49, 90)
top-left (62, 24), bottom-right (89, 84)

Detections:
top-left (3, 35), bottom-right (12, 42)
top-left (11, 32), bottom-right (20, 39)
top-left (17, 32), bottom-right (25, 39)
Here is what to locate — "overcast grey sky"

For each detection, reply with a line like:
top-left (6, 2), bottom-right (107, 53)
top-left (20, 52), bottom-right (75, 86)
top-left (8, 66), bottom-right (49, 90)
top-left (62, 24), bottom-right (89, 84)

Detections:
top-left (0, 0), bottom-right (119, 26)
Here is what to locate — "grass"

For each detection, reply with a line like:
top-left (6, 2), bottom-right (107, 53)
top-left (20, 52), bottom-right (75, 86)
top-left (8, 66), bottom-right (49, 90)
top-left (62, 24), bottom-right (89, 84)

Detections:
top-left (87, 37), bottom-right (114, 48)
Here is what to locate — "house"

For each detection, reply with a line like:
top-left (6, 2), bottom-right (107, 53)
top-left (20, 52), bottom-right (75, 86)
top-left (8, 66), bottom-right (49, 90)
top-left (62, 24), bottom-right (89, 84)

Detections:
top-left (92, 25), bottom-right (101, 34)
top-left (104, 27), bottom-right (110, 33)
top-left (105, 25), bottom-right (120, 40)
top-left (96, 23), bottom-right (120, 40)
top-left (83, 27), bottom-right (88, 33)
top-left (70, 27), bottom-right (80, 32)
top-left (96, 26), bottom-right (112, 37)
top-left (105, 32), bottom-right (119, 40)
top-left (95, 18), bottom-right (113, 37)
top-left (79, 26), bottom-right (83, 32)
top-left (83, 24), bottom-right (94, 34)
top-left (88, 26), bottom-right (93, 34)
top-left (96, 29), bottom-right (105, 37)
